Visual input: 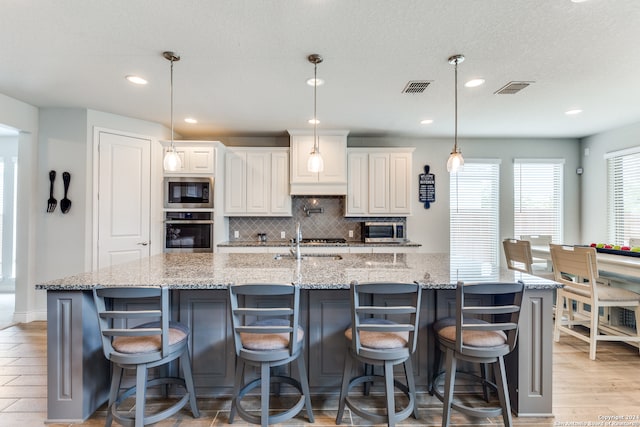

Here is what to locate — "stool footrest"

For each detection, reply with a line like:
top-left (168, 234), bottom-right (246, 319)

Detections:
top-left (344, 374), bottom-right (415, 425)
top-left (233, 375), bottom-right (307, 425)
top-left (432, 371), bottom-right (504, 418)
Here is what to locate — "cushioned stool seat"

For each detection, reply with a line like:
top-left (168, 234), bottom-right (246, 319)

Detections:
top-left (431, 281), bottom-right (524, 427)
top-left (336, 281), bottom-right (422, 427)
top-left (228, 283), bottom-right (314, 427)
top-left (93, 286), bottom-right (199, 427)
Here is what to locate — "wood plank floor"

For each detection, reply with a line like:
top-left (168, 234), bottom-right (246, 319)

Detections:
top-left (1, 321), bottom-right (639, 426)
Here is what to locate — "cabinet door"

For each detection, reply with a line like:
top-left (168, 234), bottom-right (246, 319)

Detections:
top-left (178, 290), bottom-right (235, 393)
top-left (290, 132), bottom-right (347, 184)
top-left (188, 147), bottom-right (215, 174)
top-left (389, 152), bottom-right (412, 214)
top-left (318, 135), bottom-right (347, 184)
top-left (245, 151), bottom-right (270, 214)
top-left (346, 151), bottom-right (369, 215)
top-left (369, 153), bottom-right (390, 213)
top-left (307, 290), bottom-right (352, 390)
top-left (271, 151), bottom-right (292, 215)
top-left (290, 135), bottom-right (317, 183)
top-left (224, 150), bottom-right (246, 214)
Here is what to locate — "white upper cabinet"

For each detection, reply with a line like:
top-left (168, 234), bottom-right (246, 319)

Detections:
top-left (288, 129), bottom-right (348, 195)
top-left (345, 147), bottom-right (414, 216)
top-left (163, 142), bottom-right (216, 175)
top-left (224, 147), bottom-right (291, 216)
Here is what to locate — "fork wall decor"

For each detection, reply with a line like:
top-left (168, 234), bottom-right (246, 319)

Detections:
top-left (46, 170), bottom-right (72, 214)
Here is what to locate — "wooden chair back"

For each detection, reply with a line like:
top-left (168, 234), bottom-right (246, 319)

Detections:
top-left (503, 238), bottom-right (534, 274)
top-left (549, 244), bottom-right (599, 300)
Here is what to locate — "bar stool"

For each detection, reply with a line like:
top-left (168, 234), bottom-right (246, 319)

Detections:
top-left (336, 281), bottom-right (422, 427)
top-left (431, 281), bottom-right (524, 427)
top-left (93, 286), bottom-right (200, 427)
top-left (228, 283), bottom-right (314, 427)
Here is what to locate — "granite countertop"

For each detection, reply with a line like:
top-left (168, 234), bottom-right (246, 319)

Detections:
top-left (36, 252), bottom-right (560, 291)
top-left (217, 240), bottom-right (422, 247)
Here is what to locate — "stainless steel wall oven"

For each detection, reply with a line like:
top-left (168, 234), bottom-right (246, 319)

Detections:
top-left (164, 211), bottom-right (213, 252)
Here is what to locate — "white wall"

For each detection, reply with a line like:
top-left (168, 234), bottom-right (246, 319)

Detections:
top-left (0, 93), bottom-right (39, 322)
top-left (349, 136), bottom-right (581, 252)
top-left (581, 121), bottom-right (640, 244)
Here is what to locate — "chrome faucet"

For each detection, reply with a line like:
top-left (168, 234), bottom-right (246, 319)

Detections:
top-left (290, 222), bottom-right (302, 260)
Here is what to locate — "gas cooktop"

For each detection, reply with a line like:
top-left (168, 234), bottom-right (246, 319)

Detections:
top-left (301, 238), bottom-right (347, 245)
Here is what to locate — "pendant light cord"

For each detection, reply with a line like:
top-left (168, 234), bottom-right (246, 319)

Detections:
top-left (170, 57), bottom-right (175, 150)
top-left (454, 58), bottom-right (458, 153)
top-left (313, 61), bottom-right (318, 154)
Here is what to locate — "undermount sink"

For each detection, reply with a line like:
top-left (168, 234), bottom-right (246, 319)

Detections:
top-left (274, 254), bottom-right (343, 261)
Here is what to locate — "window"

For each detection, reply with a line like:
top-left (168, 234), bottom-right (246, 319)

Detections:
top-left (513, 159), bottom-right (564, 243)
top-left (450, 160), bottom-right (501, 277)
top-left (606, 147), bottom-right (640, 245)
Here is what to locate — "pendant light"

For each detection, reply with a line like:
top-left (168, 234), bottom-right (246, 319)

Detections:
top-left (307, 54), bottom-right (324, 173)
top-left (446, 54), bottom-right (465, 173)
top-left (163, 51), bottom-right (182, 172)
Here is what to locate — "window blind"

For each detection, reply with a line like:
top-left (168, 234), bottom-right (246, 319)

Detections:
top-left (513, 159), bottom-right (564, 243)
top-left (450, 160), bottom-right (500, 271)
top-left (607, 148), bottom-right (640, 245)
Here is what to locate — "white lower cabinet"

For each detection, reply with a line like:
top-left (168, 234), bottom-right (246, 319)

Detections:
top-left (346, 148), bottom-right (414, 216)
top-left (224, 147), bottom-right (291, 216)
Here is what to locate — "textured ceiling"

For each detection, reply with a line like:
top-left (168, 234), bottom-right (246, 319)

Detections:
top-left (1, 0), bottom-right (639, 139)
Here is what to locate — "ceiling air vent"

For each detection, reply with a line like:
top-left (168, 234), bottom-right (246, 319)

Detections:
top-left (402, 80), bottom-right (432, 94)
top-left (494, 81), bottom-right (534, 95)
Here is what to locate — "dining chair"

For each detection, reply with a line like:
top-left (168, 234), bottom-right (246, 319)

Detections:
top-left (336, 281), bottom-right (422, 427)
top-left (550, 244), bottom-right (640, 360)
top-left (228, 283), bottom-right (314, 427)
top-left (502, 238), bottom-right (555, 280)
top-left (431, 281), bottom-right (524, 427)
top-left (93, 286), bottom-right (200, 427)
top-left (519, 234), bottom-right (553, 269)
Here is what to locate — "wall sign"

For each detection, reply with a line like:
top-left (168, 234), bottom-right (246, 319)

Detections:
top-left (418, 165), bottom-right (435, 209)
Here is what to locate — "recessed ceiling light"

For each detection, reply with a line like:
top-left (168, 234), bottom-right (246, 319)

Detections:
top-left (308, 118), bottom-right (320, 124)
top-left (306, 78), bottom-right (324, 86)
top-left (571, 0), bottom-right (588, 3)
top-left (126, 75), bottom-right (147, 85)
top-left (464, 78), bottom-right (485, 88)
top-left (565, 109), bottom-right (583, 115)
top-left (184, 117), bottom-right (198, 124)
top-left (420, 119), bottom-right (434, 125)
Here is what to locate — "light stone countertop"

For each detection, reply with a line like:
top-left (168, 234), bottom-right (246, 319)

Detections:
top-left (216, 240), bottom-right (422, 247)
top-left (36, 252), bottom-right (560, 291)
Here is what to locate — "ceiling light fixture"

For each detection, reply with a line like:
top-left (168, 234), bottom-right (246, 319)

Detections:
top-left (420, 119), bottom-right (434, 125)
top-left (464, 78), bottom-right (485, 88)
top-left (565, 109), bottom-right (583, 115)
top-left (307, 54), bottom-right (324, 173)
top-left (184, 117), bottom-right (198, 124)
top-left (447, 54), bottom-right (465, 173)
top-left (126, 75), bottom-right (147, 85)
top-left (162, 51), bottom-right (182, 172)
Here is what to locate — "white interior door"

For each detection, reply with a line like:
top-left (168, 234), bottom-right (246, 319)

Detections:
top-left (97, 130), bottom-right (151, 269)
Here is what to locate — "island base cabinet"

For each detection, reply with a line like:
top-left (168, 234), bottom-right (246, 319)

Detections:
top-left (178, 290), bottom-right (236, 396)
top-left (46, 291), bottom-right (110, 423)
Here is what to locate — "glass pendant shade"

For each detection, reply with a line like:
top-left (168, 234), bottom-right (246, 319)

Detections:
top-left (446, 149), bottom-right (464, 173)
top-left (307, 150), bottom-right (324, 173)
top-left (163, 148), bottom-right (182, 171)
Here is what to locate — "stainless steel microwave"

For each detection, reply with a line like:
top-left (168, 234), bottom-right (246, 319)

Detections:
top-left (163, 177), bottom-right (214, 209)
top-left (363, 221), bottom-right (406, 243)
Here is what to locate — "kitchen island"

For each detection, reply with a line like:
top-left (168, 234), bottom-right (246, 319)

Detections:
top-left (37, 252), bottom-right (559, 422)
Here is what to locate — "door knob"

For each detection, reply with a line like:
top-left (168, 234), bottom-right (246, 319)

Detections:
top-left (137, 241), bottom-right (150, 246)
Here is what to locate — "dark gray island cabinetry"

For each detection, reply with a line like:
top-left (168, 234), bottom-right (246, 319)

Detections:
top-left (38, 252), bottom-right (558, 423)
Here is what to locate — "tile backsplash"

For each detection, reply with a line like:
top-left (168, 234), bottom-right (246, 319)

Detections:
top-left (228, 196), bottom-right (405, 242)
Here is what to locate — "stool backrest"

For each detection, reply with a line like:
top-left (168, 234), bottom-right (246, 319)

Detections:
top-left (502, 238), bottom-right (534, 274)
top-left (93, 286), bottom-right (170, 363)
top-left (228, 283), bottom-right (301, 359)
top-left (350, 281), bottom-right (422, 357)
top-left (549, 244), bottom-right (599, 300)
top-left (455, 281), bottom-right (524, 356)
